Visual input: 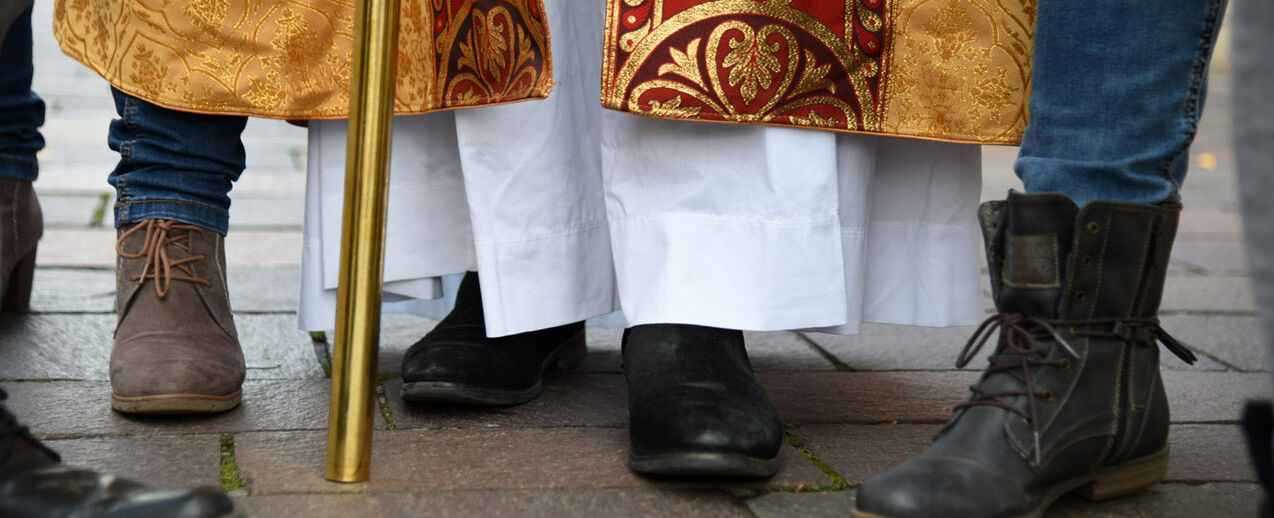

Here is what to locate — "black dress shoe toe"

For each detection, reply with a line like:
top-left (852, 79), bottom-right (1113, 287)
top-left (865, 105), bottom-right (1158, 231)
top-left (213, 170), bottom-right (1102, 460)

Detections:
top-left (623, 324), bottom-right (782, 478)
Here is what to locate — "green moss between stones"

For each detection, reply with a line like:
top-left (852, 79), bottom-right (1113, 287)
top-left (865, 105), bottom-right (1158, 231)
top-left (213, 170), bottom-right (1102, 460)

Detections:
top-left (218, 434), bottom-right (249, 493)
top-left (783, 431), bottom-right (852, 491)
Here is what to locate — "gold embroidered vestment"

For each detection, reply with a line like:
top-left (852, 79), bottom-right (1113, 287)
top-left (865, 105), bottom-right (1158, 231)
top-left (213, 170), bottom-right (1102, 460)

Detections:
top-left (53, 0), bottom-right (554, 119)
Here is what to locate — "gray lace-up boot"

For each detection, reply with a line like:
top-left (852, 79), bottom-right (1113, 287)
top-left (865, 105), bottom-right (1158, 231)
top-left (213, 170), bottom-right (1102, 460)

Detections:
top-left (854, 192), bottom-right (1196, 518)
top-left (0, 179), bottom-right (41, 312)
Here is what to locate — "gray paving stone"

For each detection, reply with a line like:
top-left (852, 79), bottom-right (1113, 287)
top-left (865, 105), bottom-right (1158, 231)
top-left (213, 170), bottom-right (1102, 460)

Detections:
top-left (384, 375), bottom-right (628, 430)
top-left (1168, 425), bottom-right (1255, 482)
top-left (3, 379), bottom-right (352, 437)
top-left (1177, 209), bottom-right (1244, 240)
top-left (1162, 314), bottom-right (1265, 371)
top-left (28, 267), bottom-right (301, 313)
top-left (1171, 240), bottom-right (1249, 275)
top-left (236, 489), bottom-right (748, 518)
top-left (37, 194), bottom-right (109, 227)
top-left (1162, 276), bottom-right (1255, 314)
top-left (792, 424), bottom-right (1254, 489)
top-left (744, 490), bottom-right (856, 518)
top-left (228, 197), bottom-right (305, 229)
top-left (759, 371), bottom-right (975, 425)
top-left (235, 429), bottom-right (829, 494)
top-left (804, 323), bottom-right (1229, 372)
top-left (755, 371), bottom-right (1264, 425)
top-left (1049, 483), bottom-right (1261, 517)
top-left (45, 435), bottom-right (222, 488)
top-left (0, 314), bottom-right (322, 380)
top-left (36, 228), bottom-right (303, 269)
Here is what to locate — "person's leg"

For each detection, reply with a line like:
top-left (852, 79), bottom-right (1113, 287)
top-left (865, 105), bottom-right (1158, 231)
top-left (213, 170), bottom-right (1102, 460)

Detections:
top-left (857, 1), bottom-right (1228, 516)
top-left (396, 0), bottom-right (612, 406)
top-left (1234, 0), bottom-right (1274, 512)
top-left (106, 88), bottom-right (248, 415)
top-left (0, 0), bottom-right (43, 312)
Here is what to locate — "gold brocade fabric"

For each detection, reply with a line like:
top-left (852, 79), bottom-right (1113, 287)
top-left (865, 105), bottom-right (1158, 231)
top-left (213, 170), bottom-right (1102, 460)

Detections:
top-left (603, 0), bottom-right (1036, 144)
top-left (53, 0), bottom-right (554, 119)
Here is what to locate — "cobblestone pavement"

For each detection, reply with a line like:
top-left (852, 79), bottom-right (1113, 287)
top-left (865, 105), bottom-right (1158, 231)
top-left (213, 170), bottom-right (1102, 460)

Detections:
top-left (1, 3), bottom-right (1263, 516)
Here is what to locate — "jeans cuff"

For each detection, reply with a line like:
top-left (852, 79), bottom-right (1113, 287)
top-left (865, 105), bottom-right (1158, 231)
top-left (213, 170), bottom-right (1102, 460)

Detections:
top-left (114, 199), bottom-right (229, 235)
top-left (0, 156), bottom-right (38, 182)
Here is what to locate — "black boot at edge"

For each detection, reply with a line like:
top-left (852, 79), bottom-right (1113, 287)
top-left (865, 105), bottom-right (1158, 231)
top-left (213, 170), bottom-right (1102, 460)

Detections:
top-left (400, 271), bottom-right (586, 406)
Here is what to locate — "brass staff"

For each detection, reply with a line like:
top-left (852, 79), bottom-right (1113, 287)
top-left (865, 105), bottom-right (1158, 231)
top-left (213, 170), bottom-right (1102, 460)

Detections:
top-left (325, 0), bottom-right (401, 483)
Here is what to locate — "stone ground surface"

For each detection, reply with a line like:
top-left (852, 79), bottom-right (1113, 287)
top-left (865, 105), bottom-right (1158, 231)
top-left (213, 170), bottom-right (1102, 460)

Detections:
top-left (1, 3), bottom-right (1265, 517)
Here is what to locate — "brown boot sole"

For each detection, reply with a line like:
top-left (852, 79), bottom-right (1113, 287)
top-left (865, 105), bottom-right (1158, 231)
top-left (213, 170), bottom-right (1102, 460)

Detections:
top-left (850, 447), bottom-right (1169, 518)
top-left (111, 391), bottom-right (242, 415)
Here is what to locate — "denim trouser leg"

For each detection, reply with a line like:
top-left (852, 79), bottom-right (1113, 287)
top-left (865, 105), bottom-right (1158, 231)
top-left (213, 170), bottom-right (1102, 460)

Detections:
top-left (1015, 0), bottom-right (1228, 206)
top-left (108, 88), bottom-right (247, 235)
top-left (0, 1), bottom-right (44, 182)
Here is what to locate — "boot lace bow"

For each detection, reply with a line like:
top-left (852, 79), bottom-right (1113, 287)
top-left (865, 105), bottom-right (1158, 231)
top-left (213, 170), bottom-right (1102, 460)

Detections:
top-left (954, 313), bottom-right (1196, 464)
top-left (115, 219), bottom-right (212, 298)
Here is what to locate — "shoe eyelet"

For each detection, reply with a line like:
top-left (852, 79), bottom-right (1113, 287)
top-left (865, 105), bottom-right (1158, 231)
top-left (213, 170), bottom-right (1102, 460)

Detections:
top-left (1087, 222), bottom-right (1101, 234)
top-left (1081, 255), bottom-right (1093, 266)
top-left (1059, 359), bottom-right (1072, 371)
top-left (1068, 326), bottom-right (1078, 337)
top-left (1040, 390), bottom-right (1055, 403)
top-left (1075, 290), bottom-right (1087, 301)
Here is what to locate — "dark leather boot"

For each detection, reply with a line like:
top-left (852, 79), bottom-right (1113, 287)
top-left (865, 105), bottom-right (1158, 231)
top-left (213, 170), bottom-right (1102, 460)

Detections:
top-left (400, 271), bottom-right (586, 405)
top-left (624, 324), bottom-right (782, 478)
top-left (111, 219), bottom-right (245, 414)
top-left (0, 179), bottom-right (41, 312)
top-left (0, 388), bottom-right (237, 517)
top-left (854, 192), bottom-right (1197, 518)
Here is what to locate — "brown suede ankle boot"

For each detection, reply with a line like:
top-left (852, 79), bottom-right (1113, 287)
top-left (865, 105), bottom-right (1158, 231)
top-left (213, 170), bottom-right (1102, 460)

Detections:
top-left (854, 192), bottom-right (1196, 518)
top-left (110, 219), bottom-right (245, 415)
top-left (0, 179), bottom-right (41, 312)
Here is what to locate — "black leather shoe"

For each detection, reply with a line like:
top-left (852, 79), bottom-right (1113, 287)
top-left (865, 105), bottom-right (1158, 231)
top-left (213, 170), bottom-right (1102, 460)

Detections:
top-left (400, 271), bottom-right (586, 405)
top-left (623, 324), bottom-right (782, 478)
top-left (0, 388), bottom-right (236, 518)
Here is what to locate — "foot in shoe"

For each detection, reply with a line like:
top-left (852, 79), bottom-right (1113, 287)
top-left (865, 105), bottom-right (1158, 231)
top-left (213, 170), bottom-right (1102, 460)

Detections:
top-left (1, 388), bottom-right (238, 518)
top-left (0, 179), bottom-right (42, 313)
top-left (400, 271), bottom-right (586, 406)
top-left (110, 219), bottom-right (245, 415)
top-left (623, 324), bottom-right (782, 478)
top-left (854, 193), bottom-right (1193, 517)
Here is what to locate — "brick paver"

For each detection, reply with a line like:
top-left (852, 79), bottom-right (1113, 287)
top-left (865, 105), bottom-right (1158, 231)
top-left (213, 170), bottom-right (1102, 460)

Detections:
top-left (0, 2), bottom-right (1262, 516)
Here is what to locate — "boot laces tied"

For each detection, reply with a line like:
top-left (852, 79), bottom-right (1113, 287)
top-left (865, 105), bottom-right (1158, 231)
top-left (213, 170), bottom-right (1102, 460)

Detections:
top-left (955, 313), bottom-right (1195, 465)
top-left (115, 219), bottom-right (212, 298)
top-left (0, 388), bottom-right (61, 462)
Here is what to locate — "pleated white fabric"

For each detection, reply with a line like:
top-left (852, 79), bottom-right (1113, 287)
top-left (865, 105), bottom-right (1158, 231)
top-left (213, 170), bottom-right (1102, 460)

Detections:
top-left (298, 0), bottom-right (615, 336)
top-left (298, 0), bottom-right (985, 336)
top-left (602, 115), bottom-right (985, 334)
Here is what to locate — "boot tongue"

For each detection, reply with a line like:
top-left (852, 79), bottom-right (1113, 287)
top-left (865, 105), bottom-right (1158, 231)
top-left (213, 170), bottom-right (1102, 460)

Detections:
top-left (997, 192), bottom-right (1078, 318)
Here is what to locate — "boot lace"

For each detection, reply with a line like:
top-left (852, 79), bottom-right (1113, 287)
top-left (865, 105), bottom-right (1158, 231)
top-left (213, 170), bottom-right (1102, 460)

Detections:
top-left (115, 219), bottom-right (212, 298)
top-left (954, 313), bottom-right (1197, 465)
top-left (0, 388), bottom-right (61, 462)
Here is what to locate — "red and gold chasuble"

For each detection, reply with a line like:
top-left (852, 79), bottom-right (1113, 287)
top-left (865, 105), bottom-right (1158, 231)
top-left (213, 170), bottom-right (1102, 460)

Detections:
top-left (603, 0), bottom-right (1036, 144)
top-left (53, 0), bottom-right (553, 119)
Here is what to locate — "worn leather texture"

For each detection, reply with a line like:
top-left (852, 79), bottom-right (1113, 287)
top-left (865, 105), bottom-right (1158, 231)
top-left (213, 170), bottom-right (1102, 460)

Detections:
top-left (856, 192), bottom-right (1183, 517)
top-left (0, 179), bottom-right (41, 309)
top-left (622, 324), bottom-right (782, 462)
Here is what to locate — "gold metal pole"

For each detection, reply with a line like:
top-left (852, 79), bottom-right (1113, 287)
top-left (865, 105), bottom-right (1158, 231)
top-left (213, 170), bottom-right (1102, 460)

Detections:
top-left (325, 0), bottom-right (400, 483)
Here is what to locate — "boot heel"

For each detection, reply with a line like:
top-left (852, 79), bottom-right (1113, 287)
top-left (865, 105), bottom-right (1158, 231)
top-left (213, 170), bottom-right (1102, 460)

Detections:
top-left (554, 330), bottom-right (588, 370)
top-left (1075, 447), bottom-right (1169, 501)
top-left (2, 247), bottom-right (36, 311)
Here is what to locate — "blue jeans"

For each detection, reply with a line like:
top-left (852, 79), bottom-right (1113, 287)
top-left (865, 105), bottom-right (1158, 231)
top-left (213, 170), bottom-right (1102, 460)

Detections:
top-left (108, 89), bottom-right (248, 235)
top-left (1016, 0), bottom-right (1229, 206)
top-left (0, 1), bottom-right (43, 182)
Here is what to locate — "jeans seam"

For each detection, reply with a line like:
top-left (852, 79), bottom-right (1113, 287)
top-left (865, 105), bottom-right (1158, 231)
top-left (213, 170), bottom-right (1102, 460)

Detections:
top-left (114, 198), bottom-right (229, 217)
top-left (1159, 0), bottom-right (1225, 198)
